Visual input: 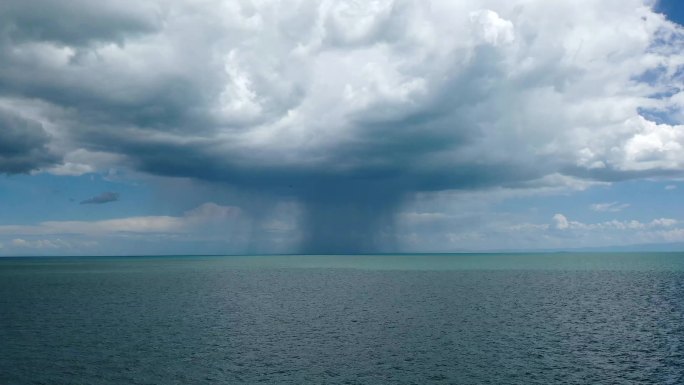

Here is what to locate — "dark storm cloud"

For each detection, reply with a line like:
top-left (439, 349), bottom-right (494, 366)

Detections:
top-left (0, 0), bottom-right (682, 252)
top-left (0, 0), bottom-right (160, 46)
top-left (0, 51), bottom-right (208, 132)
top-left (0, 1), bottom-right (210, 137)
top-left (0, 108), bottom-right (59, 174)
top-left (80, 192), bottom-right (119, 205)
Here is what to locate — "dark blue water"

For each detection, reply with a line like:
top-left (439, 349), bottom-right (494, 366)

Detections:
top-left (1, 253), bottom-right (683, 384)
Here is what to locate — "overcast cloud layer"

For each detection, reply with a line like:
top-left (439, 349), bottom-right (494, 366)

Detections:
top-left (1, 0), bottom-right (683, 253)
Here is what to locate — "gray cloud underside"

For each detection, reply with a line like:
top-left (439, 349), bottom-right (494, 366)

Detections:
top-left (80, 191), bottom-right (120, 205)
top-left (0, 1), bottom-right (681, 185)
top-left (0, 107), bottom-right (58, 173)
top-left (0, 0), bottom-right (159, 46)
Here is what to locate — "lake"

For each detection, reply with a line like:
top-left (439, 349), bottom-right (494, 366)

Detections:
top-left (1, 253), bottom-right (683, 384)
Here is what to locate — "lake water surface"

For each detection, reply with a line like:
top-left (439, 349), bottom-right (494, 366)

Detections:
top-left (1, 253), bottom-right (683, 384)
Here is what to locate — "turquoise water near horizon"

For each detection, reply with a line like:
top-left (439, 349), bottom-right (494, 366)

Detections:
top-left (2, 253), bottom-right (683, 384)
top-left (4, 251), bottom-right (684, 271)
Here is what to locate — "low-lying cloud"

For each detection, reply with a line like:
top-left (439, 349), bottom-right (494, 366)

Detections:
top-left (590, 202), bottom-right (631, 212)
top-left (80, 192), bottom-right (120, 205)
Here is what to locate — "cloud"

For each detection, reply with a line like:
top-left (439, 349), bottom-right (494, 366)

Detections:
top-left (469, 9), bottom-right (515, 46)
top-left (1, 0), bottom-right (684, 251)
top-left (0, 0), bottom-right (160, 46)
top-left (551, 214), bottom-right (677, 231)
top-left (553, 214), bottom-right (570, 230)
top-left (665, 184), bottom-right (677, 190)
top-left (393, 202), bottom-right (684, 252)
top-left (399, 212), bottom-right (450, 224)
top-left (590, 202), bottom-right (630, 212)
top-left (46, 149), bottom-right (122, 176)
top-left (80, 191), bottom-right (120, 205)
top-left (0, 202), bottom-right (289, 255)
top-left (0, 107), bottom-right (59, 173)
top-left (10, 238), bottom-right (26, 247)
top-left (1, 216), bottom-right (181, 236)
top-left (0, 202), bottom-right (240, 236)
top-left (468, 213), bottom-right (684, 250)
top-left (658, 228), bottom-right (684, 242)
top-left (10, 238), bottom-right (82, 250)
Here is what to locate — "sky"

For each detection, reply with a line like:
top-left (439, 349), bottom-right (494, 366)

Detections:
top-left (0, 0), bottom-right (683, 255)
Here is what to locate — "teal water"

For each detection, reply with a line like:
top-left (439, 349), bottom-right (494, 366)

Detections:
top-left (1, 253), bottom-right (683, 384)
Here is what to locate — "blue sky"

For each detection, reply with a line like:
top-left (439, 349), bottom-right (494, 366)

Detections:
top-left (1, 0), bottom-right (683, 255)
